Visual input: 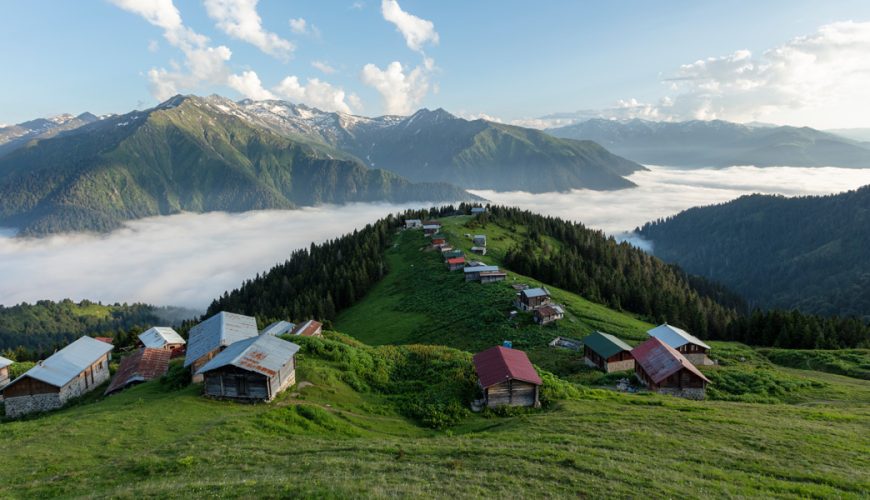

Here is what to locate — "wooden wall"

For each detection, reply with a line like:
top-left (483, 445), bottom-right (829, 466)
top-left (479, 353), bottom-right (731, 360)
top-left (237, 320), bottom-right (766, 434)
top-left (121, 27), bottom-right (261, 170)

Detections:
top-left (2, 376), bottom-right (59, 398)
top-left (485, 379), bottom-right (539, 408)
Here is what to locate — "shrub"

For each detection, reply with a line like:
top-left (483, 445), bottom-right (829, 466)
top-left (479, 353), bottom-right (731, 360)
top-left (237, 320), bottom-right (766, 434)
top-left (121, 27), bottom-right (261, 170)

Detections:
top-left (160, 360), bottom-right (191, 390)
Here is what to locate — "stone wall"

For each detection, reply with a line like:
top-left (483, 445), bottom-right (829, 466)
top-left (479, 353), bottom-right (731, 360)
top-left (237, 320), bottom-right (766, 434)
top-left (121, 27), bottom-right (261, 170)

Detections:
top-left (59, 360), bottom-right (111, 404)
top-left (684, 353), bottom-right (713, 366)
top-left (4, 393), bottom-right (62, 418)
top-left (657, 387), bottom-right (706, 400)
top-left (605, 359), bottom-right (635, 373)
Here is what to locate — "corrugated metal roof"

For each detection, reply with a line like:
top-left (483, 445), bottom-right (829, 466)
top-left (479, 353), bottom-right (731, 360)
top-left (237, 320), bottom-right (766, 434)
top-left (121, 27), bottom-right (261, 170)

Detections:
top-left (139, 327), bottom-right (186, 349)
top-left (632, 337), bottom-right (710, 385)
top-left (10, 336), bottom-right (113, 388)
top-left (471, 207), bottom-right (485, 213)
top-left (184, 312), bottom-right (259, 367)
top-left (423, 224), bottom-right (440, 230)
top-left (473, 346), bottom-right (542, 388)
top-left (196, 335), bottom-right (300, 378)
top-left (0, 356), bottom-right (12, 369)
top-left (105, 348), bottom-right (171, 395)
top-left (464, 265), bottom-right (499, 273)
top-left (522, 287), bottom-right (549, 299)
top-left (535, 305), bottom-right (560, 317)
top-left (292, 320), bottom-right (323, 337)
top-left (260, 321), bottom-right (296, 336)
top-left (647, 323), bottom-right (711, 350)
top-left (582, 331), bottom-right (633, 359)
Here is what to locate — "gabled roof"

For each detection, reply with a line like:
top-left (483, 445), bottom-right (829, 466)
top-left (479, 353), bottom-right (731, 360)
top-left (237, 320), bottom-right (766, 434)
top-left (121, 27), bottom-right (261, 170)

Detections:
top-left (464, 265), bottom-right (499, 274)
top-left (471, 207), bottom-right (485, 213)
top-left (473, 346), bottom-right (542, 388)
top-left (535, 305), bottom-right (561, 317)
top-left (292, 320), bottom-right (323, 337)
top-left (422, 224), bottom-right (440, 230)
top-left (632, 337), bottom-right (710, 385)
top-left (447, 257), bottom-right (465, 264)
top-left (139, 327), bottom-right (186, 349)
top-left (405, 218), bottom-right (422, 223)
top-left (583, 331), bottom-right (633, 359)
top-left (7, 336), bottom-right (113, 389)
top-left (184, 312), bottom-right (259, 367)
top-left (522, 287), bottom-right (549, 299)
top-left (647, 323), bottom-right (711, 350)
top-left (260, 321), bottom-right (296, 336)
top-left (105, 348), bottom-right (171, 395)
top-left (0, 356), bottom-right (13, 369)
top-left (196, 335), bottom-right (300, 378)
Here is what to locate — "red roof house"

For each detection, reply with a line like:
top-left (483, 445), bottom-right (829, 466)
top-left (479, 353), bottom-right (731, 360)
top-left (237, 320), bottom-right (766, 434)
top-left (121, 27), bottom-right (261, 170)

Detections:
top-left (473, 346), bottom-right (542, 408)
top-left (291, 320), bottom-right (323, 337)
top-left (632, 337), bottom-right (710, 399)
top-left (446, 256), bottom-right (465, 271)
top-left (105, 348), bottom-right (171, 395)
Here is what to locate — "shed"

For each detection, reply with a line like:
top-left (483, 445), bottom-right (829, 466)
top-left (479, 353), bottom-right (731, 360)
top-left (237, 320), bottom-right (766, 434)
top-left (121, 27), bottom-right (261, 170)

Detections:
top-left (196, 335), bottom-right (300, 402)
top-left (473, 346), bottom-right (542, 408)
top-left (423, 224), bottom-right (441, 235)
top-left (260, 320), bottom-right (296, 337)
top-left (446, 256), bottom-right (466, 271)
top-left (582, 331), bottom-right (634, 372)
top-left (139, 327), bottom-right (186, 356)
top-left (2, 337), bottom-right (113, 418)
top-left (104, 348), bottom-right (171, 396)
top-left (184, 312), bottom-right (259, 382)
top-left (534, 305), bottom-right (564, 325)
top-left (479, 270), bottom-right (507, 283)
top-left (473, 235), bottom-right (487, 246)
top-left (515, 287), bottom-right (551, 311)
top-left (632, 337), bottom-right (710, 399)
top-left (291, 320), bottom-right (323, 337)
top-left (464, 265), bottom-right (500, 282)
top-left (0, 355), bottom-right (12, 390)
top-left (647, 323), bottom-right (712, 366)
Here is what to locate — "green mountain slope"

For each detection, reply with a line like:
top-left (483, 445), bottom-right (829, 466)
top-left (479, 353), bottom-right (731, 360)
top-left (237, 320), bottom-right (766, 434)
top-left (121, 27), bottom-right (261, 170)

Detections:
top-left (0, 96), bottom-right (476, 235)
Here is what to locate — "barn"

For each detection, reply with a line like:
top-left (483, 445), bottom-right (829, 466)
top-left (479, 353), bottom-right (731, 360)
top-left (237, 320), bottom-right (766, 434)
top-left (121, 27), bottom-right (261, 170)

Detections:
top-left (185, 312), bottom-right (259, 382)
top-left (104, 348), bottom-right (171, 396)
top-left (515, 287), bottom-right (551, 311)
top-left (473, 346), bottom-right (542, 408)
top-left (196, 335), bottom-right (300, 402)
top-left (647, 323), bottom-right (713, 366)
top-left (138, 327), bottom-right (186, 357)
top-left (632, 337), bottom-right (710, 399)
top-left (1, 337), bottom-right (113, 418)
top-left (534, 305), bottom-right (564, 325)
top-left (582, 331), bottom-right (635, 372)
top-left (0, 355), bottom-right (12, 390)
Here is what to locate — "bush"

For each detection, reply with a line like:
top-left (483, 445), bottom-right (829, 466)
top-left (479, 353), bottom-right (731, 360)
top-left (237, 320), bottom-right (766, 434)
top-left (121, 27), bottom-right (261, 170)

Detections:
top-left (160, 360), bottom-right (191, 390)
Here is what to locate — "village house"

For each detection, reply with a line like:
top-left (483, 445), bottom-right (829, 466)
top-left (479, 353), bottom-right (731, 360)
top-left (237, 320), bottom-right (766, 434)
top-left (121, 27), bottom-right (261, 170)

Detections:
top-left (582, 331), bottom-right (635, 372)
top-left (104, 348), bottom-right (171, 396)
top-left (534, 305), bottom-right (565, 325)
top-left (138, 326), bottom-right (186, 357)
top-left (464, 265), bottom-right (501, 282)
top-left (479, 270), bottom-right (507, 283)
top-left (647, 323), bottom-right (713, 366)
top-left (473, 346), bottom-right (542, 408)
top-left (431, 237), bottom-right (447, 249)
top-left (196, 334), bottom-right (300, 402)
top-left (632, 337), bottom-right (710, 399)
top-left (184, 312), bottom-right (259, 382)
top-left (260, 320), bottom-right (296, 336)
top-left (423, 224), bottom-right (441, 236)
top-left (404, 219), bottom-right (422, 229)
top-left (473, 234), bottom-right (487, 246)
top-left (0, 355), bottom-right (12, 390)
top-left (439, 245), bottom-right (455, 253)
top-left (290, 320), bottom-right (323, 337)
top-left (471, 246), bottom-right (487, 255)
top-left (514, 287), bottom-right (552, 311)
top-left (443, 249), bottom-right (463, 260)
top-left (471, 207), bottom-right (486, 215)
top-left (446, 256), bottom-right (466, 271)
top-left (1, 336), bottom-right (113, 418)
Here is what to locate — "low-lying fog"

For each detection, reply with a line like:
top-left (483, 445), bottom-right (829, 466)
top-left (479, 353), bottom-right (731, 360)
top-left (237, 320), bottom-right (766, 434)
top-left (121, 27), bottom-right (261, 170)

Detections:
top-left (2, 166), bottom-right (869, 310)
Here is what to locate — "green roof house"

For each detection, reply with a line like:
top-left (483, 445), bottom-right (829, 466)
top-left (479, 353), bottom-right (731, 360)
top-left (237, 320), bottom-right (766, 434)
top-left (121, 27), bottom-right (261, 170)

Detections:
top-left (582, 331), bottom-right (635, 372)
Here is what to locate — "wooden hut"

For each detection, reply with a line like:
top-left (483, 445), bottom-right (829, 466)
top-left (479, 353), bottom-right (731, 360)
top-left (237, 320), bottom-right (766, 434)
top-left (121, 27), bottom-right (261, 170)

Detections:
top-left (473, 346), bottom-right (542, 408)
top-left (139, 326), bottom-right (186, 357)
top-left (446, 256), bottom-right (466, 271)
top-left (1, 337), bottom-right (113, 418)
top-left (104, 348), bottom-right (171, 396)
top-left (582, 331), bottom-right (635, 372)
top-left (0, 356), bottom-right (12, 390)
top-left (185, 312), bottom-right (259, 382)
top-left (479, 270), bottom-right (507, 283)
top-left (514, 287), bottom-right (551, 311)
top-left (464, 265), bottom-right (500, 282)
top-left (632, 337), bottom-right (710, 399)
top-left (196, 335), bottom-right (300, 402)
top-left (534, 305), bottom-right (564, 325)
top-left (647, 323), bottom-right (713, 366)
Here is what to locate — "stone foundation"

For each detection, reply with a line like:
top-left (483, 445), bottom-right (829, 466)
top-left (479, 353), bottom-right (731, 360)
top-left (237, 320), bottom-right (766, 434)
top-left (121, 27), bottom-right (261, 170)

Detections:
top-left (656, 387), bottom-right (706, 400)
top-left (4, 393), bottom-right (62, 418)
top-left (605, 359), bottom-right (635, 373)
top-left (684, 353), bottom-right (714, 366)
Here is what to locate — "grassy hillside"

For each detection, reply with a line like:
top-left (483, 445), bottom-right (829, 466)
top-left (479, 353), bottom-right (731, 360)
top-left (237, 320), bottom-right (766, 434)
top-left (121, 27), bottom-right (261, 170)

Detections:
top-left (1, 333), bottom-right (868, 497)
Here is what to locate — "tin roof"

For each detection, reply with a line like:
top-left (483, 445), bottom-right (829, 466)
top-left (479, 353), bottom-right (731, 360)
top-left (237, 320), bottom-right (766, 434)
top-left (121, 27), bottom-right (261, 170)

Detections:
top-left (196, 335), bottom-right (300, 378)
top-left (422, 224), bottom-right (440, 230)
top-left (464, 265), bottom-right (499, 273)
top-left (184, 312), bottom-right (259, 367)
top-left (139, 327), bottom-right (186, 349)
top-left (522, 287), bottom-right (549, 299)
top-left (292, 320), bottom-right (323, 337)
top-left (536, 305), bottom-right (561, 317)
top-left (260, 320), bottom-right (296, 336)
top-left (0, 356), bottom-right (13, 369)
top-left (647, 323), bottom-right (711, 350)
top-left (105, 348), bottom-right (171, 395)
top-left (471, 207), bottom-right (485, 213)
top-left (473, 346), bottom-right (542, 388)
top-left (447, 257), bottom-right (465, 264)
top-left (405, 219), bottom-right (422, 223)
top-left (582, 331), bottom-right (633, 359)
top-left (632, 337), bottom-right (710, 385)
top-left (8, 336), bottom-right (113, 389)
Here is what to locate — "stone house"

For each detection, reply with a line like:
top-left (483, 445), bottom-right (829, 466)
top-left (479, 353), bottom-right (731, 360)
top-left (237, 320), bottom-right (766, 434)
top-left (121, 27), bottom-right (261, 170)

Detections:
top-left (647, 323), bottom-right (713, 366)
top-left (582, 331), bottom-right (635, 372)
top-left (473, 346), bottom-right (542, 408)
top-left (632, 337), bottom-right (710, 399)
top-left (185, 312), bottom-right (260, 382)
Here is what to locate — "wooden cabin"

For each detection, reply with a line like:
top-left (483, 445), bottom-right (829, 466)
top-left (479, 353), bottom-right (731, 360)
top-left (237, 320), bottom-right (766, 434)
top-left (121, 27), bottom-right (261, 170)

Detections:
top-left (473, 235), bottom-right (487, 246)
top-left (632, 337), bottom-right (710, 400)
top-left (473, 346), bottom-right (542, 408)
top-left (647, 323), bottom-right (713, 366)
top-left (446, 256), bottom-right (466, 271)
top-left (185, 312), bottom-right (259, 382)
top-left (404, 219), bottom-right (422, 229)
top-left (470, 246), bottom-right (487, 255)
top-left (1, 337), bottom-right (113, 418)
top-left (534, 305), bottom-right (564, 325)
top-left (443, 250), bottom-right (463, 260)
top-left (0, 356), bottom-right (12, 391)
top-left (196, 335), bottom-right (300, 402)
top-left (431, 238), bottom-right (447, 248)
top-left (582, 331), bottom-right (635, 372)
top-left (423, 224), bottom-right (441, 235)
top-left (514, 287), bottom-right (551, 311)
top-left (464, 265), bottom-right (500, 282)
top-left (139, 327), bottom-right (186, 357)
top-left (105, 348), bottom-right (171, 396)
top-left (479, 270), bottom-right (507, 283)
top-left (290, 320), bottom-right (323, 337)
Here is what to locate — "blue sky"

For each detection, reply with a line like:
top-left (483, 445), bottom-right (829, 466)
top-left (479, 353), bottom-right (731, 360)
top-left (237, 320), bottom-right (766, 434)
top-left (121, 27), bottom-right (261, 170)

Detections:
top-left (2, 0), bottom-right (870, 128)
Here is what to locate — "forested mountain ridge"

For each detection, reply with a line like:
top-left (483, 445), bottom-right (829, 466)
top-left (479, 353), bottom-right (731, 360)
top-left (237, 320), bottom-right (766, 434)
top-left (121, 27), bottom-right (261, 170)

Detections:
top-left (0, 96), bottom-right (477, 235)
top-left (637, 186), bottom-right (870, 319)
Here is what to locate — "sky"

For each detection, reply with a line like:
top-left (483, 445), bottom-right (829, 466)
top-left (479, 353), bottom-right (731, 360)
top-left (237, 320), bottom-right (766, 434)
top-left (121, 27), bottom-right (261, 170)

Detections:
top-left (2, 1), bottom-right (870, 128)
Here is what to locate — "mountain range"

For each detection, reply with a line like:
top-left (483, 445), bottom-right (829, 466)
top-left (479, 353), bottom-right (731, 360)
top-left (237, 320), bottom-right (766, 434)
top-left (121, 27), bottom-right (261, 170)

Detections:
top-left (548, 118), bottom-right (870, 168)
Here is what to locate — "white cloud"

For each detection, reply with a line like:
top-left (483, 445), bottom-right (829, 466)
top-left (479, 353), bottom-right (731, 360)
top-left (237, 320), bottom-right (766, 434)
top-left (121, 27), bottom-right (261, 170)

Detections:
top-left (147, 39), bottom-right (160, 52)
top-left (380, 0), bottom-right (439, 53)
top-left (203, 0), bottom-right (294, 59)
top-left (289, 17), bottom-right (307, 34)
top-left (311, 60), bottom-right (337, 75)
top-left (361, 61), bottom-right (429, 114)
top-left (274, 76), bottom-right (358, 113)
top-left (227, 70), bottom-right (276, 100)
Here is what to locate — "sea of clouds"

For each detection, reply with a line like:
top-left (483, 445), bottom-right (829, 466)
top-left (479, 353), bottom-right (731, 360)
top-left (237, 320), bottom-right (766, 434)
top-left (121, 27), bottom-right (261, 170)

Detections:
top-left (2, 166), bottom-right (870, 310)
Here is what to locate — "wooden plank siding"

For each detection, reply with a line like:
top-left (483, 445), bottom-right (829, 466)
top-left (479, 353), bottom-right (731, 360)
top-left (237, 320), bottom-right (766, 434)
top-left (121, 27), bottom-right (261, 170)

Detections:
top-left (484, 380), bottom-right (539, 408)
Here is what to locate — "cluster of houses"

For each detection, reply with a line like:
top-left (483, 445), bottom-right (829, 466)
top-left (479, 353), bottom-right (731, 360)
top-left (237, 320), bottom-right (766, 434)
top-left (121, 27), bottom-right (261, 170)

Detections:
top-left (514, 286), bottom-right (565, 326)
top-left (0, 312), bottom-right (323, 418)
top-left (407, 218), bottom-right (510, 284)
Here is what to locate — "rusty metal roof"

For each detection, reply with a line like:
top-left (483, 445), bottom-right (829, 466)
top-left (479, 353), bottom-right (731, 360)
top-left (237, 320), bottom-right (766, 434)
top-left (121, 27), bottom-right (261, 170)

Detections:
top-left (473, 346), bottom-right (542, 388)
top-left (105, 348), bottom-right (171, 395)
top-left (292, 320), bottom-right (323, 337)
top-left (632, 337), bottom-right (710, 385)
top-left (195, 334), bottom-right (300, 378)
top-left (184, 312), bottom-right (259, 367)
top-left (447, 257), bottom-right (465, 264)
